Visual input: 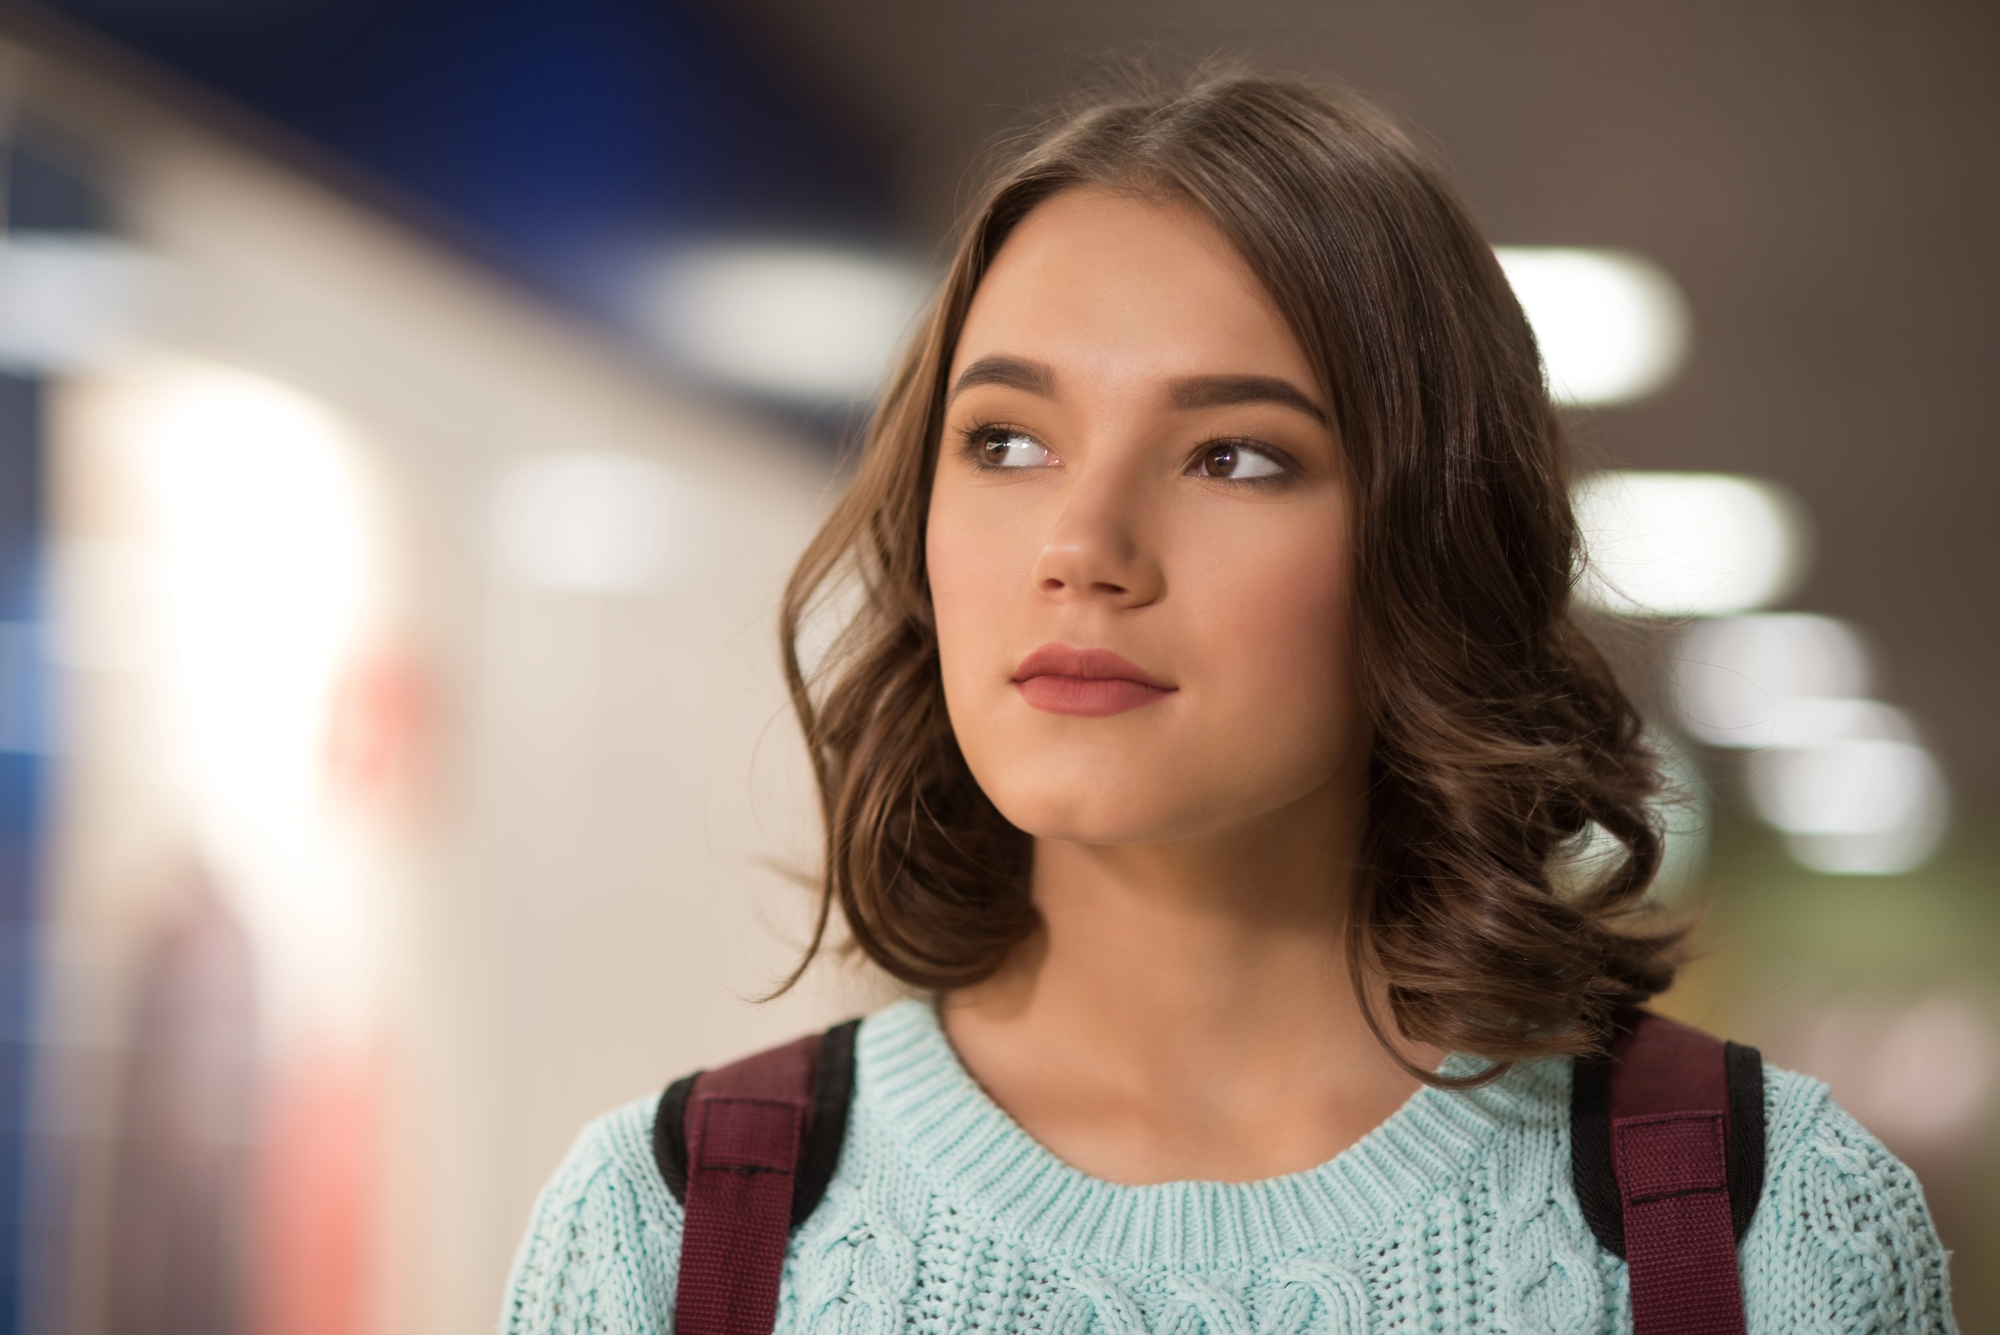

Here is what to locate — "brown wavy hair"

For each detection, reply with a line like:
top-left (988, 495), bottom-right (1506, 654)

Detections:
top-left (777, 68), bottom-right (1680, 1080)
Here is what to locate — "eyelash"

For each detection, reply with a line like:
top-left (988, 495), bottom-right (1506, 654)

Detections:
top-left (957, 421), bottom-right (1300, 487)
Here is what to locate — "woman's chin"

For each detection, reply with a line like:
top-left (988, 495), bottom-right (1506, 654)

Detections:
top-left (993, 790), bottom-right (1236, 849)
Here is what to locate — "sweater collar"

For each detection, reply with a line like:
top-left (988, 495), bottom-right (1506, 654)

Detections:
top-left (853, 995), bottom-right (1564, 1270)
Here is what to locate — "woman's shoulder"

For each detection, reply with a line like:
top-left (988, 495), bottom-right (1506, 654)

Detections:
top-left (499, 1094), bottom-right (680, 1335)
top-left (1743, 1061), bottom-right (1957, 1329)
top-left (545, 1092), bottom-right (678, 1217)
top-left (498, 1006), bottom-right (903, 1334)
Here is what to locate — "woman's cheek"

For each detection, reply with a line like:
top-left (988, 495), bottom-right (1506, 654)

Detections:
top-left (925, 494), bottom-right (1017, 727)
top-left (1200, 516), bottom-right (1356, 753)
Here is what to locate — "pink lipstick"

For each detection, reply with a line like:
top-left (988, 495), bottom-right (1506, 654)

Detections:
top-left (1011, 644), bottom-right (1176, 717)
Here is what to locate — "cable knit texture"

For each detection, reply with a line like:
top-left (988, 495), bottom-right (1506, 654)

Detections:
top-left (501, 998), bottom-right (1955, 1333)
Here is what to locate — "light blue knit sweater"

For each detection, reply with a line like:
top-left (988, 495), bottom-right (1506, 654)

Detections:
top-left (501, 998), bottom-right (1955, 1333)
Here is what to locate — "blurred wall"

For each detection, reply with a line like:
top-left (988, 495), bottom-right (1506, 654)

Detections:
top-left (10, 26), bottom-right (882, 1335)
top-left (23, 0), bottom-right (902, 349)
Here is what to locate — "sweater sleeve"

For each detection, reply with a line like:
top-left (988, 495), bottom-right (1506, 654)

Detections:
top-left (498, 1097), bottom-right (682, 1335)
top-left (1741, 1066), bottom-right (1958, 1333)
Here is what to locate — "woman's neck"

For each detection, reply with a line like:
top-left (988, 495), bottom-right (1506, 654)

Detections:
top-left (942, 780), bottom-right (1439, 1185)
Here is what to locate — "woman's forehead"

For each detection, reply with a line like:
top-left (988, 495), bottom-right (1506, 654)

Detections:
top-left (952, 187), bottom-right (1313, 391)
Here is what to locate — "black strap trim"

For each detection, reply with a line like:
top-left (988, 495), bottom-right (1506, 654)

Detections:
top-left (653, 1071), bottom-right (698, 1204)
top-left (1724, 1040), bottom-right (1766, 1242)
top-left (1571, 1045), bottom-right (1623, 1257)
top-left (791, 1019), bottom-right (859, 1226)
top-left (1570, 1037), bottom-right (1767, 1261)
top-left (651, 1018), bottom-right (861, 1229)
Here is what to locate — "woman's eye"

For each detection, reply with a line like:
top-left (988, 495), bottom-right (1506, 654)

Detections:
top-left (1191, 442), bottom-right (1286, 480)
top-left (977, 429), bottom-right (1054, 469)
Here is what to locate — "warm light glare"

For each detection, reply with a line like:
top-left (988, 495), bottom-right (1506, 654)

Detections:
top-left (1494, 247), bottom-right (1689, 405)
top-left (644, 245), bottom-right (927, 401)
top-left (1573, 471), bottom-right (1805, 617)
top-left (133, 361), bottom-right (383, 1035)
top-left (489, 451), bottom-right (705, 592)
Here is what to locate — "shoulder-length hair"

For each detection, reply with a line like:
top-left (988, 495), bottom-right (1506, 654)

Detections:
top-left (778, 68), bottom-right (1678, 1078)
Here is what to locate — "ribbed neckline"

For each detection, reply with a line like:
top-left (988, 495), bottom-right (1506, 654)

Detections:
top-left (854, 996), bottom-right (1561, 1270)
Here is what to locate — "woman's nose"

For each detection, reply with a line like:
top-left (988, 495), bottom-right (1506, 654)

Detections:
top-left (1027, 474), bottom-right (1165, 608)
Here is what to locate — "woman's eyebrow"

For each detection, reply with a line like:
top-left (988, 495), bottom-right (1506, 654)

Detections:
top-left (949, 355), bottom-right (1058, 402)
top-left (1168, 374), bottom-right (1328, 425)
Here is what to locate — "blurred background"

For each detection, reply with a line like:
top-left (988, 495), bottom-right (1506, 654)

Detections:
top-left (0, 0), bottom-right (1987, 1330)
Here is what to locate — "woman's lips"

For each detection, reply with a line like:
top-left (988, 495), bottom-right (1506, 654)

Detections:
top-left (1011, 644), bottom-right (1176, 718)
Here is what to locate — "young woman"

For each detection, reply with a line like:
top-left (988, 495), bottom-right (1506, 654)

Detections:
top-left (503, 72), bottom-right (1955, 1332)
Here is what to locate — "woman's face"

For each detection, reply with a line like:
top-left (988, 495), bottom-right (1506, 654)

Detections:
top-left (927, 187), bottom-right (1365, 847)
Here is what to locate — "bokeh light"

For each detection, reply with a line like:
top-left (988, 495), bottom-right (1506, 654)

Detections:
top-left (643, 245), bottom-right (927, 403)
top-left (1673, 614), bottom-right (1873, 748)
top-left (1573, 471), bottom-right (1806, 617)
top-left (1748, 739), bottom-right (1950, 875)
top-left (1494, 246), bottom-right (1690, 405)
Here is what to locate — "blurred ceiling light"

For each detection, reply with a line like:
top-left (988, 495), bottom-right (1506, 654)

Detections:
top-left (1673, 614), bottom-right (1872, 747)
top-left (0, 232), bottom-right (149, 374)
top-left (490, 451), bottom-right (703, 593)
top-left (1767, 696), bottom-right (1915, 749)
top-left (643, 245), bottom-right (927, 402)
top-left (1748, 738), bottom-right (1948, 875)
top-left (1573, 471), bottom-right (1806, 617)
top-left (1494, 247), bottom-right (1689, 405)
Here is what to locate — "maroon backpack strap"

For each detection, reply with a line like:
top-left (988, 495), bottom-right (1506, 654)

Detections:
top-left (651, 1021), bottom-right (860, 1335)
top-left (1571, 1008), bottom-right (1767, 1335)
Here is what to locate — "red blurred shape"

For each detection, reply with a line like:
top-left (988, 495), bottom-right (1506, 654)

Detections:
top-left (247, 1048), bottom-right (384, 1335)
